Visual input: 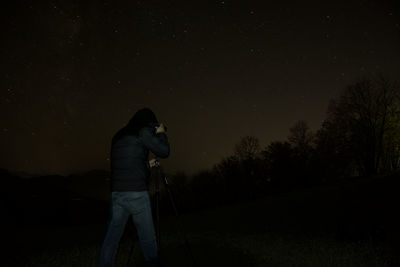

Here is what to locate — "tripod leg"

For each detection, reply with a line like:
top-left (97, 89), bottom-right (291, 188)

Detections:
top-left (162, 175), bottom-right (180, 217)
top-left (161, 174), bottom-right (198, 267)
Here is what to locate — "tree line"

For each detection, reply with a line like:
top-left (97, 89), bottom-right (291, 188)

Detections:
top-left (162, 75), bottom-right (400, 212)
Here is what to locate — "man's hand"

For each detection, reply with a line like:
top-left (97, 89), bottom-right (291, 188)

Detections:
top-left (155, 123), bottom-right (166, 134)
top-left (149, 158), bottom-right (157, 168)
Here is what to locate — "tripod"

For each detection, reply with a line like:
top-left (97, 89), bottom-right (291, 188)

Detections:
top-left (151, 159), bottom-right (197, 267)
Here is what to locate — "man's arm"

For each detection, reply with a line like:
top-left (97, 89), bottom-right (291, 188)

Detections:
top-left (140, 126), bottom-right (170, 158)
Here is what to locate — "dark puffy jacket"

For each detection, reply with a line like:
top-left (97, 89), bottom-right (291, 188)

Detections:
top-left (110, 127), bottom-right (169, 192)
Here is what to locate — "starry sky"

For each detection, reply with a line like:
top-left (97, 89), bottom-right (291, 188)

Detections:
top-left (1, 0), bottom-right (399, 176)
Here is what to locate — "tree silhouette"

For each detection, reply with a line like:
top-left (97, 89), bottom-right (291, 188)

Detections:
top-left (287, 120), bottom-right (315, 184)
top-left (212, 155), bottom-right (242, 201)
top-left (288, 120), bottom-right (314, 163)
top-left (234, 135), bottom-right (261, 161)
top-left (262, 141), bottom-right (295, 187)
top-left (288, 120), bottom-right (314, 152)
top-left (317, 76), bottom-right (400, 176)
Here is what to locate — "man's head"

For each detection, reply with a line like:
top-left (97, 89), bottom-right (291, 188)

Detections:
top-left (129, 108), bottom-right (158, 127)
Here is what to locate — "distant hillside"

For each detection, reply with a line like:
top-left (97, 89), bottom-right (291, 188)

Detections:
top-left (1, 168), bottom-right (110, 201)
top-left (1, 169), bottom-right (111, 226)
top-left (66, 169), bottom-right (111, 201)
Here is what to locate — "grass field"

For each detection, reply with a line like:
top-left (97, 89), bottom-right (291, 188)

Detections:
top-left (7, 175), bottom-right (400, 266)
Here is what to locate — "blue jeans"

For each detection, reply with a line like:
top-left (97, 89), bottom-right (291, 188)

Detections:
top-left (99, 191), bottom-right (162, 267)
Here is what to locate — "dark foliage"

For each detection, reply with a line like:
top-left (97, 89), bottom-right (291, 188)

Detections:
top-left (162, 76), bottom-right (400, 214)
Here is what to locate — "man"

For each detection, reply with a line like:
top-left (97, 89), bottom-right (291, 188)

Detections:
top-left (100, 108), bottom-right (169, 267)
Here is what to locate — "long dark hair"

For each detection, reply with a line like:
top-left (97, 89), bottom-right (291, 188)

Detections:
top-left (112, 108), bottom-right (158, 144)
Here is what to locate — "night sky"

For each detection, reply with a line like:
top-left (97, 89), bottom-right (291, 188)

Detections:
top-left (1, 0), bottom-right (399, 176)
